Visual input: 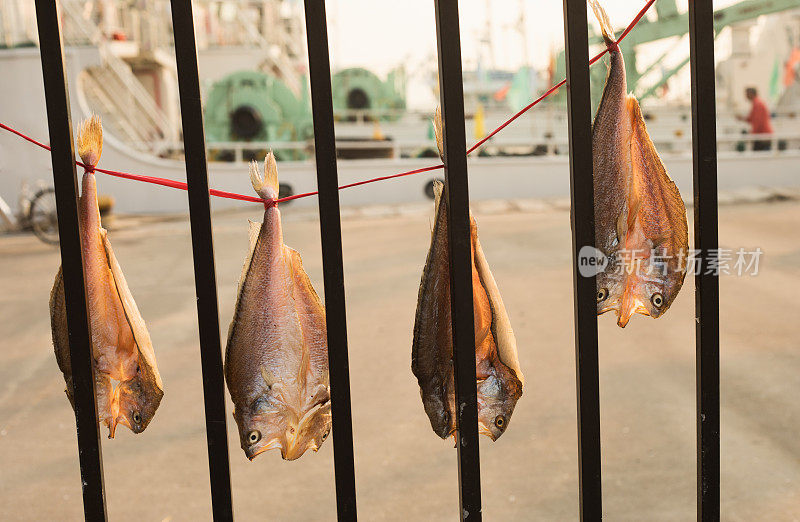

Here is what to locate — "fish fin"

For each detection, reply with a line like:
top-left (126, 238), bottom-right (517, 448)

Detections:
top-left (473, 235), bottom-right (524, 387)
top-left (627, 192), bottom-right (642, 233)
top-left (101, 229), bottom-right (163, 392)
top-left (50, 266), bottom-right (72, 387)
top-left (77, 114), bottom-right (103, 167)
top-left (250, 152), bottom-right (279, 200)
top-left (432, 179), bottom-right (444, 219)
top-left (247, 220), bottom-right (262, 251)
top-left (616, 210), bottom-right (627, 245)
top-left (433, 106), bottom-right (444, 158)
top-left (626, 96), bottom-right (688, 252)
top-left (226, 220), bottom-right (262, 351)
top-left (286, 246), bottom-right (328, 386)
top-left (588, 0), bottom-right (616, 46)
top-left (264, 151), bottom-right (279, 194)
top-left (260, 366), bottom-right (277, 388)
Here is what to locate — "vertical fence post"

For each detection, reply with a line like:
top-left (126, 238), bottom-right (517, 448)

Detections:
top-left (34, 1), bottom-right (108, 519)
top-left (169, 1), bottom-right (234, 519)
top-left (433, 2), bottom-right (482, 520)
top-left (302, 1), bottom-right (358, 519)
top-left (562, 0), bottom-right (602, 519)
top-left (688, 2), bottom-right (720, 520)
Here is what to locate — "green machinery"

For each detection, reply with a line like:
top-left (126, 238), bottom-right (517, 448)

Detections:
top-left (203, 70), bottom-right (313, 160)
top-left (550, 0), bottom-right (800, 107)
top-left (203, 67), bottom-right (407, 161)
top-left (331, 67), bottom-right (406, 120)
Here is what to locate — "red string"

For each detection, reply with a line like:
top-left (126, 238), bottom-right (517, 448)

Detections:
top-left (467, 0), bottom-right (655, 154)
top-left (0, 121), bottom-right (51, 149)
top-left (0, 0), bottom-right (655, 207)
top-left (274, 164), bottom-right (445, 204)
top-left (617, 0), bottom-right (655, 44)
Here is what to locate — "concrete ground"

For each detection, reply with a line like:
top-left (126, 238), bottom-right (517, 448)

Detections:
top-left (1, 198), bottom-right (799, 521)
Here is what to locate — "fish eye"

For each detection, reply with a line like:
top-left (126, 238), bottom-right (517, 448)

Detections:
top-left (132, 412), bottom-right (141, 424)
top-left (597, 288), bottom-right (609, 302)
top-left (322, 430), bottom-right (330, 441)
top-left (247, 430), bottom-right (261, 444)
top-left (494, 415), bottom-right (506, 430)
top-left (651, 293), bottom-right (664, 308)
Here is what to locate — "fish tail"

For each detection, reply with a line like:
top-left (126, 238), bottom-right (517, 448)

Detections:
top-left (250, 151), bottom-right (279, 200)
top-left (588, 0), bottom-right (616, 47)
top-left (432, 106), bottom-right (443, 158)
top-left (77, 114), bottom-right (103, 168)
top-left (430, 108), bottom-right (475, 228)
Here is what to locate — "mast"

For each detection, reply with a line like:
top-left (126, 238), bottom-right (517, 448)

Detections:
top-left (517, 0), bottom-right (530, 68)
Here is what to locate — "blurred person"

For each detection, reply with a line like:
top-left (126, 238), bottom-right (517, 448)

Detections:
top-left (737, 87), bottom-right (774, 151)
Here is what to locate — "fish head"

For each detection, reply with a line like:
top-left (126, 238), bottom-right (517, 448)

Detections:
top-left (93, 362), bottom-right (163, 438)
top-left (476, 369), bottom-right (522, 441)
top-left (421, 388), bottom-right (455, 439)
top-left (235, 382), bottom-right (332, 461)
top-left (613, 265), bottom-right (686, 328)
top-left (625, 256), bottom-right (686, 323)
top-left (113, 362), bottom-right (164, 437)
top-left (595, 259), bottom-right (626, 317)
top-left (596, 248), bottom-right (686, 327)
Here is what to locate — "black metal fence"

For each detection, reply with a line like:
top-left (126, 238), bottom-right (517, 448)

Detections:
top-left (36, 0), bottom-right (720, 520)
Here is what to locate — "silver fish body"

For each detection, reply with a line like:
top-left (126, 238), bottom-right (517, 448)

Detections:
top-left (225, 154), bottom-right (331, 460)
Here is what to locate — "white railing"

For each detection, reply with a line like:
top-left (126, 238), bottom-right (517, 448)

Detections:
top-left (202, 131), bottom-right (800, 164)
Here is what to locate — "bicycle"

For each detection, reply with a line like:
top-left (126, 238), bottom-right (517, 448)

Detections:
top-left (0, 181), bottom-right (60, 245)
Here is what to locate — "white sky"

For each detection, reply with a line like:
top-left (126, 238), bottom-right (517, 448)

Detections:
top-left (326, 0), bottom-right (743, 107)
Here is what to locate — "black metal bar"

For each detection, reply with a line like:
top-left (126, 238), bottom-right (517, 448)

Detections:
top-left (688, 2), bottom-right (720, 520)
top-left (169, 2), bottom-right (234, 519)
top-left (34, 1), bottom-right (108, 519)
top-left (302, 1), bottom-right (358, 519)
top-left (562, 0), bottom-right (602, 518)
top-left (433, 2), bottom-right (482, 520)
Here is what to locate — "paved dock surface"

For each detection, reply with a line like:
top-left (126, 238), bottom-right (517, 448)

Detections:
top-left (1, 199), bottom-right (799, 521)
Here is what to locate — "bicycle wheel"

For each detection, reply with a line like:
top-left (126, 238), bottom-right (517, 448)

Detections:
top-left (29, 187), bottom-right (60, 245)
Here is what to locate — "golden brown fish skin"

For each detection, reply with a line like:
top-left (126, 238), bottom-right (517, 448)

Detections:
top-left (411, 189), bottom-right (457, 438)
top-left (50, 116), bottom-right (163, 437)
top-left (590, 1), bottom-right (688, 327)
top-left (225, 156), bottom-right (331, 461)
top-left (412, 182), bottom-right (522, 441)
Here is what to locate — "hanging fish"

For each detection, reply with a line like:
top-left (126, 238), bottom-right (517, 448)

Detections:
top-left (50, 115), bottom-right (163, 438)
top-left (590, 0), bottom-right (689, 328)
top-left (225, 153), bottom-right (331, 461)
top-left (412, 109), bottom-right (523, 441)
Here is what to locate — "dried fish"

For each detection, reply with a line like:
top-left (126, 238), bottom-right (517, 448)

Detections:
top-left (225, 153), bottom-right (331, 460)
top-left (412, 109), bottom-right (523, 441)
top-left (50, 115), bottom-right (163, 438)
top-left (590, 0), bottom-right (689, 327)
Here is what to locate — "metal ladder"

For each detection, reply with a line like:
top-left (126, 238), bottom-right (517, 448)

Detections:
top-left (57, 0), bottom-right (175, 152)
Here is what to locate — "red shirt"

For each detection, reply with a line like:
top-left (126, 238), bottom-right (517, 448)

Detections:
top-left (747, 97), bottom-right (774, 134)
